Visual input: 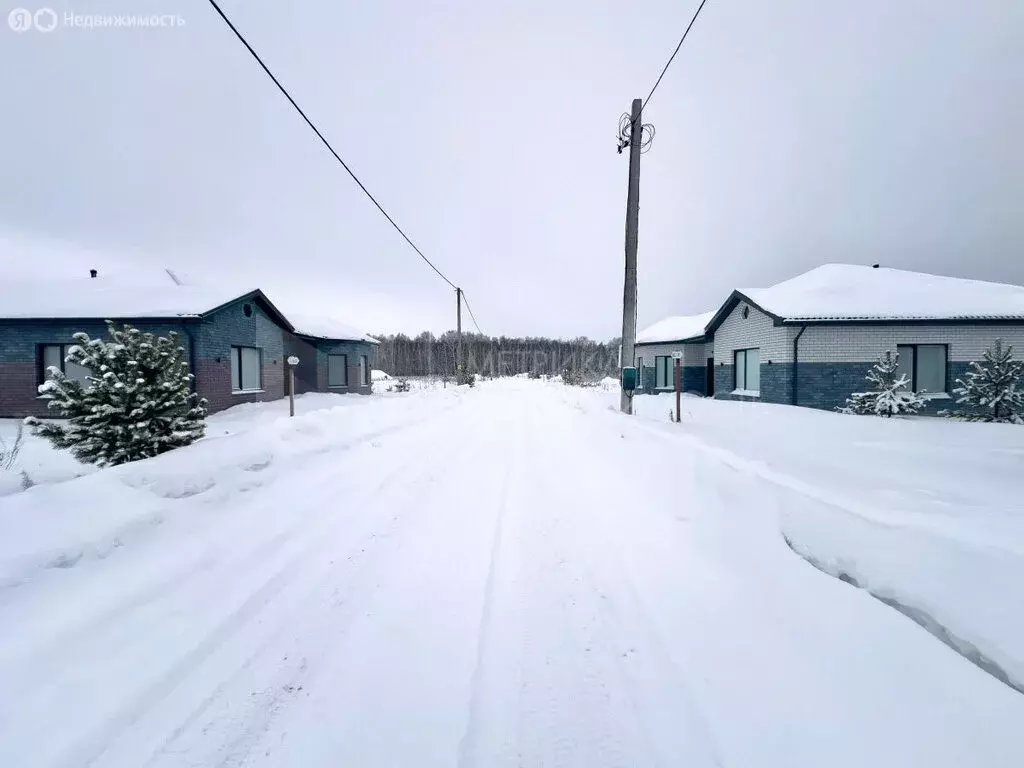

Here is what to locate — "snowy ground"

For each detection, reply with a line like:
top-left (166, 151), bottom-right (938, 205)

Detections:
top-left (0, 380), bottom-right (1022, 767)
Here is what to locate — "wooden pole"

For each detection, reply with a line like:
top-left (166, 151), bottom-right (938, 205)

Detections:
top-left (289, 366), bottom-right (295, 417)
top-left (675, 357), bottom-right (681, 423)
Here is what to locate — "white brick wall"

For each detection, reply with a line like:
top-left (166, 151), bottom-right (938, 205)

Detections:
top-left (714, 302), bottom-right (795, 364)
top-left (633, 341), bottom-right (705, 367)
top-left (798, 324), bottom-right (1024, 362)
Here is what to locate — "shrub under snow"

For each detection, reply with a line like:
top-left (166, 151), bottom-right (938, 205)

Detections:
top-left (841, 350), bottom-right (925, 418)
top-left (943, 339), bottom-right (1024, 424)
top-left (25, 321), bottom-right (207, 467)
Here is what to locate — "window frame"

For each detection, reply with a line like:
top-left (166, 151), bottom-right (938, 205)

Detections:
top-left (38, 343), bottom-right (90, 386)
top-left (895, 343), bottom-right (948, 393)
top-left (733, 347), bottom-right (761, 394)
top-left (328, 353), bottom-right (349, 388)
top-left (635, 355), bottom-right (644, 390)
top-left (230, 345), bottom-right (263, 393)
top-left (360, 354), bottom-right (370, 387)
top-left (655, 356), bottom-right (674, 390)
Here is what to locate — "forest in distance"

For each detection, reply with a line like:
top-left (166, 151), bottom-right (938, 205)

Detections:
top-left (371, 331), bottom-right (621, 380)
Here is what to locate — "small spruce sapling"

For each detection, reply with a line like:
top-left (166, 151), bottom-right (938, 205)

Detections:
top-left (841, 350), bottom-right (925, 417)
top-left (25, 321), bottom-right (208, 466)
top-left (942, 339), bottom-right (1024, 424)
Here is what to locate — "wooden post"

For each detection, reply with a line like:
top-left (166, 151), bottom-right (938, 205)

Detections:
top-left (286, 355), bottom-right (299, 417)
top-left (675, 356), bottom-right (681, 423)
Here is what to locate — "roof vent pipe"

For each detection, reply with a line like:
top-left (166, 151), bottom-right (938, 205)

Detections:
top-left (871, 263), bottom-right (880, 269)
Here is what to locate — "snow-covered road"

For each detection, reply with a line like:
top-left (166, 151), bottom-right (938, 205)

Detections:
top-left (1, 381), bottom-right (1022, 767)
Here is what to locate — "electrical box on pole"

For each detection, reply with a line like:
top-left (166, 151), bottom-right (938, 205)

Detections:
top-left (621, 366), bottom-right (637, 391)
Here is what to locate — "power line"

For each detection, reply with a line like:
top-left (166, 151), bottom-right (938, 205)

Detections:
top-left (204, 0), bottom-right (458, 291)
top-left (641, 0), bottom-right (710, 114)
top-left (461, 291), bottom-right (484, 335)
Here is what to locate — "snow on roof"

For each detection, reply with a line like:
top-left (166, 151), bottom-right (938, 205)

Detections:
top-left (286, 312), bottom-right (378, 344)
top-left (0, 278), bottom-right (261, 320)
top-left (0, 274), bottom-right (377, 342)
top-left (743, 264), bottom-right (1024, 322)
top-left (636, 311), bottom-right (715, 343)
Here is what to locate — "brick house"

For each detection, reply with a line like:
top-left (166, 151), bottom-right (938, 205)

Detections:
top-left (0, 280), bottom-right (377, 418)
top-left (634, 264), bottom-right (1024, 413)
top-left (284, 314), bottom-right (377, 397)
top-left (633, 311), bottom-right (716, 396)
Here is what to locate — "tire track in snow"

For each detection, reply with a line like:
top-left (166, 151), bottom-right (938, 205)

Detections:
top-left (64, 451), bottom-right (438, 768)
top-left (140, 395), bottom-right (503, 768)
top-left (527, 398), bottom-right (724, 768)
top-left (0, 402), bottom-right (464, 768)
top-left (456, 401), bottom-right (522, 768)
top-left (1, 399), bottom-right (462, 677)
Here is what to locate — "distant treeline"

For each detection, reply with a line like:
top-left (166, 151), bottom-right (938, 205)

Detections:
top-left (371, 331), bottom-right (621, 380)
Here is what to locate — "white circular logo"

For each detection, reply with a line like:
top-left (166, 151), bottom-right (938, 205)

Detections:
top-left (8, 7), bottom-right (33, 32)
top-left (34, 7), bottom-right (57, 32)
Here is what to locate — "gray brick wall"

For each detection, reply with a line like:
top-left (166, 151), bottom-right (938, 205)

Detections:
top-left (0, 319), bottom-right (193, 418)
top-left (797, 360), bottom-right (973, 413)
top-left (194, 299), bottom-right (287, 413)
top-left (682, 365), bottom-right (705, 394)
top-left (714, 364), bottom-right (733, 399)
top-left (313, 340), bottom-right (374, 394)
top-left (760, 362), bottom-right (794, 404)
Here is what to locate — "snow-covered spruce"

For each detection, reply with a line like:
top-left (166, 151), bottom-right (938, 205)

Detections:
top-left (942, 338), bottom-right (1024, 424)
top-left (25, 321), bottom-right (207, 467)
top-left (840, 350), bottom-right (925, 417)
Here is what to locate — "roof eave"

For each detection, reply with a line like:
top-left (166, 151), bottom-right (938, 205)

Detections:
top-left (295, 332), bottom-right (378, 344)
top-left (0, 314), bottom-right (204, 324)
top-left (779, 316), bottom-right (1024, 326)
top-left (635, 334), bottom-right (707, 346)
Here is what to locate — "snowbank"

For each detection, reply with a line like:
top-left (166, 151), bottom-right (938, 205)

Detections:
top-left (0, 390), bottom-right (463, 586)
top-left (0, 419), bottom-right (96, 497)
top-left (631, 392), bottom-right (1024, 690)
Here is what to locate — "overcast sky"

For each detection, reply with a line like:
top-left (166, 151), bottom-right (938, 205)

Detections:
top-left (2, 0), bottom-right (1022, 338)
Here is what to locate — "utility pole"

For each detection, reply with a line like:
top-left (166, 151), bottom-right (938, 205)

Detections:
top-left (619, 97), bottom-right (643, 414)
top-left (456, 286), bottom-right (463, 383)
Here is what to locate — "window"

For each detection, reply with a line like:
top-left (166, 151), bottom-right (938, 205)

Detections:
top-left (635, 356), bottom-right (644, 390)
top-left (360, 355), bottom-right (370, 386)
top-left (895, 344), bottom-right (947, 393)
top-left (655, 356), bottom-right (674, 389)
top-left (328, 354), bottom-right (348, 387)
top-left (39, 344), bottom-right (91, 386)
top-left (734, 348), bottom-right (760, 393)
top-left (231, 346), bottom-right (262, 392)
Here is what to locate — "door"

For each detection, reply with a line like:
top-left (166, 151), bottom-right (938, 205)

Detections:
top-left (706, 357), bottom-right (715, 397)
